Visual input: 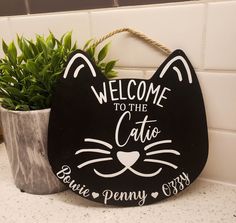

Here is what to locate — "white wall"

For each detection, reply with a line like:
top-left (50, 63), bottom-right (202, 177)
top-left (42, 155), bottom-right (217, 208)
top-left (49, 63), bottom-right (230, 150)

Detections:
top-left (0, 0), bottom-right (235, 185)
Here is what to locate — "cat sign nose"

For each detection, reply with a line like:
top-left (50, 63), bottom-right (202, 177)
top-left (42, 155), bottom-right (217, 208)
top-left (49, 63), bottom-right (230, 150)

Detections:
top-left (117, 151), bottom-right (140, 167)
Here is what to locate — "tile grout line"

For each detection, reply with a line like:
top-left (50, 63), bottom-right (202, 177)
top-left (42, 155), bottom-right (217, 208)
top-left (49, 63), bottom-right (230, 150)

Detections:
top-left (208, 128), bottom-right (236, 135)
top-left (113, 0), bottom-right (119, 7)
top-left (23, 0), bottom-right (30, 15)
top-left (201, 2), bottom-right (208, 70)
top-left (87, 12), bottom-right (93, 39)
top-left (1, 0), bottom-right (235, 18)
top-left (114, 66), bottom-right (236, 74)
top-left (198, 177), bottom-right (236, 188)
top-left (202, 0), bottom-right (236, 3)
top-left (197, 69), bottom-right (236, 73)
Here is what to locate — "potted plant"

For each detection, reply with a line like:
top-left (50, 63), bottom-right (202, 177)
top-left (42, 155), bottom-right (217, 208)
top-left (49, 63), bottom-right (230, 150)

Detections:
top-left (0, 32), bottom-right (117, 194)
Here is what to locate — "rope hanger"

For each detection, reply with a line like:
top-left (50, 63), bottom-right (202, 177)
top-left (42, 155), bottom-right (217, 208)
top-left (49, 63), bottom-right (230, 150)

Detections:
top-left (93, 28), bottom-right (172, 56)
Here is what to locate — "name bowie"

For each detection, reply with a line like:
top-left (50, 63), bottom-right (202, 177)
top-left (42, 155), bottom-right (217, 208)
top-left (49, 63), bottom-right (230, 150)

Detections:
top-left (91, 79), bottom-right (171, 107)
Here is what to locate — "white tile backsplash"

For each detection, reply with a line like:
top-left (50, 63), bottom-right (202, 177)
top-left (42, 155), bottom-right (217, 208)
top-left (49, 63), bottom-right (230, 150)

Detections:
top-left (0, 18), bottom-right (12, 57)
top-left (145, 70), bottom-right (236, 131)
top-left (0, 0), bottom-right (236, 185)
top-left (197, 72), bottom-right (236, 131)
top-left (115, 69), bottom-right (145, 79)
top-left (204, 1), bottom-right (236, 70)
top-left (90, 4), bottom-right (205, 69)
top-left (8, 12), bottom-right (91, 48)
top-left (201, 129), bottom-right (236, 185)
top-left (144, 70), bottom-right (157, 79)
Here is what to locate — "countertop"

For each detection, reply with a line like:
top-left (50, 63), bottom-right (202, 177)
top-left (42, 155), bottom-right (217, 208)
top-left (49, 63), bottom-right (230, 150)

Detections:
top-left (0, 143), bottom-right (235, 223)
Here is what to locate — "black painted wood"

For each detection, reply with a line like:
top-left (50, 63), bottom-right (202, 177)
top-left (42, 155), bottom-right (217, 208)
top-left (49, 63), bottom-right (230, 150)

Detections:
top-left (48, 49), bottom-right (208, 207)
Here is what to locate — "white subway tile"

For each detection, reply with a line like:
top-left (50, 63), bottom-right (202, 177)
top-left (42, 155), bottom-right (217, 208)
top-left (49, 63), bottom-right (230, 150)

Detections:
top-left (144, 70), bottom-right (157, 79)
top-left (205, 1), bottom-right (236, 70)
top-left (115, 69), bottom-right (145, 79)
top-left (90, 4), bottom-right (205, 69)
top-left (197, 72), bottom-right (236, 131)
top-left (145, 71), bottom-right (236, 131)
top-left (8, 12), bottom-right (91, 48)
top-left (201, 130), bottom-right (236, 185)
top-left (0, 18), bottom-right (12, 57)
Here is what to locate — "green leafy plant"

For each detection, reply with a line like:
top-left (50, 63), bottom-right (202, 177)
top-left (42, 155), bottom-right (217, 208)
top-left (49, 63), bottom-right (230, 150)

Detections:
top-left (83, 40), bottom-right (117, 78)
top-left (0, 32), bottom-right (117, 111)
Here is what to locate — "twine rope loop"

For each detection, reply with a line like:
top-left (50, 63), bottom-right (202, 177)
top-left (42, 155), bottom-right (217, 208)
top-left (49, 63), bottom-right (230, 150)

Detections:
top-left (93, 28), bottom-right (172, 56)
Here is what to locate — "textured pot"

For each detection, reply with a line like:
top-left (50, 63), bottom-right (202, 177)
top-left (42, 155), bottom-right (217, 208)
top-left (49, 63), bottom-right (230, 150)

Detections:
top-left (0, 107), bottom-right (66, 194)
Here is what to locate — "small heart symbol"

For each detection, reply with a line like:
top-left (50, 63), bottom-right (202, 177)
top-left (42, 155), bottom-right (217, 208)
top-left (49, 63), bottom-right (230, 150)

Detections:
top-left (92, 192), bottom-right (99, 199)
top-left (151, 192), bottom-right (159, 198)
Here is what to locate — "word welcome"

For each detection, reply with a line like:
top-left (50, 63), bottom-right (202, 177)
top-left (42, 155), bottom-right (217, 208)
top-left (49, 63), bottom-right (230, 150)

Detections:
top-left (91, 80), bottom-right (171, 107)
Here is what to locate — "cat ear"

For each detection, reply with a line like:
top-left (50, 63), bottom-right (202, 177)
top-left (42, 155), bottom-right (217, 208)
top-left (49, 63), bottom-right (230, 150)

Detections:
top-left (151, 50), bottom-right (194, 84)
top-left (63, 50), bottom-right (107, 81)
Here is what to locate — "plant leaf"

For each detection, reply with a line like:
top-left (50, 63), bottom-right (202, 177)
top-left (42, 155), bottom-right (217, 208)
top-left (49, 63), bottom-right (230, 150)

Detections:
top-left (20, 38), bottom-right (34, 59)
top-left (15, 104), bottom-right (30, 111)
top-left (5, 86), bottom-right (22, 98)
top-left (36, 35), bottom-right (48, 58)
top-left (0, 32), bottom-right (118, 111)
top-left (46, 32), bottom-right (56, 49)
top-left (28, 85), bottom-right (47, 94)
top-left (105, 70), bottom-right (118, 78)
top-left (86, 46), bottom-right (95, 59)
top-left (1, 98), bottom-right (16, 109)
top-left (30, 94), bottom-right (46, 105)
top-left (7, 41), bottom-right (17, 65)
top-left (72, 41), bottom-right (77, 51)
top-left (2, 40), bottom-right (8, 55)
top-left (26, 60), bottom-right (39, 74)
top-left (63, 31), bottom-right (72, 51)
top-left (105, 60), bottom-right (117, 74)
top-left (26, 39), bottom-right (39, 56)
top-left (98, 43), bottom-right (110, 63)
top-left (0, 75), bottom-right (18, 84)
top-left (83, 39), bottom-right (94, 50)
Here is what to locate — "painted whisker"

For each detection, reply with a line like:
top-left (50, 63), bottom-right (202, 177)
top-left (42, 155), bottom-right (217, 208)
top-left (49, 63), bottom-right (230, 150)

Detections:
top-left (84, 138), bottom-right (113, 149)
top-left (146, 149), bottom-right (180, 156)
top-left (128, 167), bottom-right (163, 177)
top-left (144, 159), bottom-right (178, 169)
top-left (144, 140), bottom-right (172, 151)
top-left (75, 148), bottom-right (111, 155)
top-left (94, 167), bottom-right (164, 178)
top-left (77, 157), bottom-right (113, 169)
top-left (94, 167), bottom-right (128, 178)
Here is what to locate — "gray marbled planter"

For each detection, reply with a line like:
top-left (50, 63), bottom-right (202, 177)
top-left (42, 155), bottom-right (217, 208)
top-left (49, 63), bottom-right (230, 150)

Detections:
top-left (0, 107), bottom-right (66, 194)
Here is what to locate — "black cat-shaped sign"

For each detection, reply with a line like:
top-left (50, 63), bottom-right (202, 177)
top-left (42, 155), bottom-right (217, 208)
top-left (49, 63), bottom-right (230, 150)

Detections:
top-left (48, 49), bottom-right (208, 207)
